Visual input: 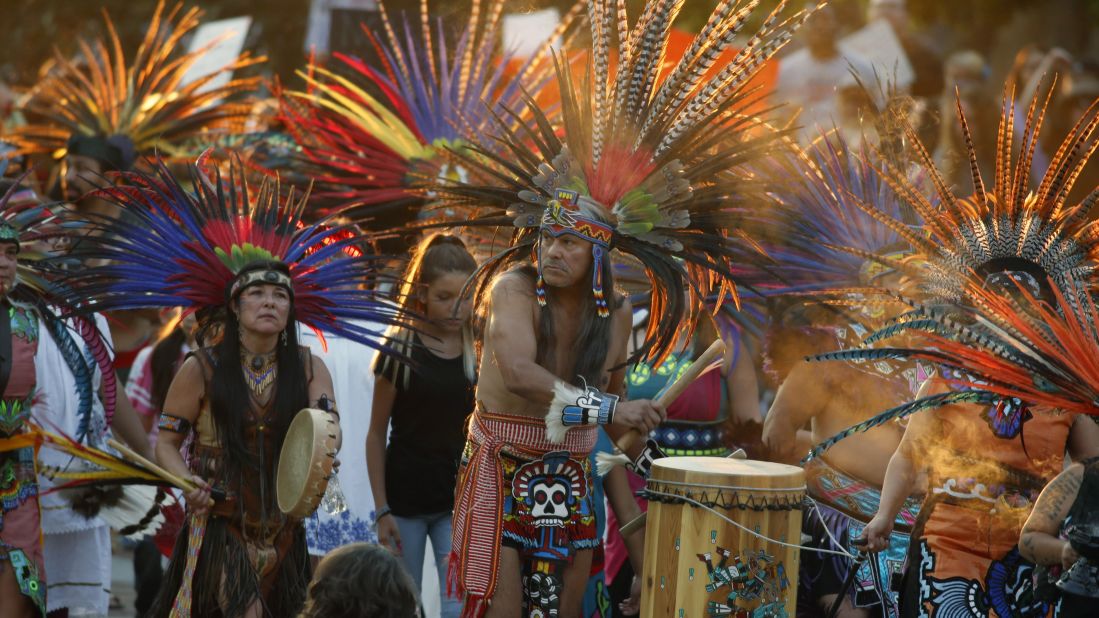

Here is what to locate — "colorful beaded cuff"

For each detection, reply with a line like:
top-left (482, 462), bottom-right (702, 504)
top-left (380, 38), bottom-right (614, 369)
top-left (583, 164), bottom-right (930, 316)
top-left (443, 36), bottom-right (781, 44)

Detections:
top-left (157, 413), bottom-right (193, 434)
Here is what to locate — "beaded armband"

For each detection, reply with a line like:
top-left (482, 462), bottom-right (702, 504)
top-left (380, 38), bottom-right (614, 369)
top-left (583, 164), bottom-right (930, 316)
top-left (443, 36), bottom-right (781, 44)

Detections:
top-left (626, 439), bottom-right (667, 479)
top-left (545, 380), bottom-right (618, 442)
top-left (158, 413), bottom-right (193, 434)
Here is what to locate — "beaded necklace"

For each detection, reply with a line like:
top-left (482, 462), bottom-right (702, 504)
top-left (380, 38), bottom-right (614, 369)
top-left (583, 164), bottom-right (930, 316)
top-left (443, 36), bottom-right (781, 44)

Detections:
top-left (241, 350), bottom-right (277, 398)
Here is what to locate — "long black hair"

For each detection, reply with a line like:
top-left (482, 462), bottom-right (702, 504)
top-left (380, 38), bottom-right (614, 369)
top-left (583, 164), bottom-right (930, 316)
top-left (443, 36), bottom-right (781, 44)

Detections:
top-left (208, 261), bottom-right (310, 477)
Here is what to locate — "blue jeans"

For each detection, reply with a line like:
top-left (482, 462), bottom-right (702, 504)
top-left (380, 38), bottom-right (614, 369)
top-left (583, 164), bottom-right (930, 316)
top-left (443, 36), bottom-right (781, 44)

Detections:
top-left (393, 511), bottom-right (460, 618)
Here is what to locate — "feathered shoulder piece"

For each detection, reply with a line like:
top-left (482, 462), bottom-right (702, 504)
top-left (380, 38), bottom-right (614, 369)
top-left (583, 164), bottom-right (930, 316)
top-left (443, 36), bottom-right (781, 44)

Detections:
top-left (435, 0), bottom-right (817, 362)
top-left (7, 0), bottom-right (263, 165)
top-left (274, 0), bottom-right (582, 220)
top-left (804, 278), bottom-right (1099, 461)
top-left (846, 86), bottom-right (1099, 302)
top-left (51, 156), bottom-right (406, 350)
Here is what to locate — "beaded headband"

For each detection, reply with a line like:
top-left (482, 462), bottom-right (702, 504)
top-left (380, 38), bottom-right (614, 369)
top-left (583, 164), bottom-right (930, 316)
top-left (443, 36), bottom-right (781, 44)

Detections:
top-left (536, 189), bottom-right (615, 317)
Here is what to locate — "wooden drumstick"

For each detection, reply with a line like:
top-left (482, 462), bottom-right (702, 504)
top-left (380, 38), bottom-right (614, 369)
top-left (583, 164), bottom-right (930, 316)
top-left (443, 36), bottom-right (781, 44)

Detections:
top-left (108, 438), bottom-right (197, 493)
top-left (622, 338), bottom-right (726, 453)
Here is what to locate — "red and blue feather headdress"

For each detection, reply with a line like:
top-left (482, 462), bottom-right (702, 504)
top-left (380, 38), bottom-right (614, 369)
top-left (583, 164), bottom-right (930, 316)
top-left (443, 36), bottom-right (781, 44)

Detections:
top-left (51, 156), bottom-right (406, 351)
top-left (274, 0), bottom-right (580, 222)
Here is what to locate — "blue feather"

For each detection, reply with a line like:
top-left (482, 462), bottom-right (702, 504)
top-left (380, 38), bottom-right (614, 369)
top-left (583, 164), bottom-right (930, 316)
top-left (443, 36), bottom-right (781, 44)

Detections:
top-left (38, 308), bottom-right (95, 439)
top-left (802, 390), bottom-right (1000, 463)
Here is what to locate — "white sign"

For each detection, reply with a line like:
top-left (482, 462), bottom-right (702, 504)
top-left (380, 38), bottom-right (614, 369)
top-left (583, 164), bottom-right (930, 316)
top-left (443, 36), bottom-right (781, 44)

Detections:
top-left (503, 8), bottom-right (562, 58)
top-left (181, 16), bottom-right (253, 94)
top-left (304, 0), bottom-right (378, 55)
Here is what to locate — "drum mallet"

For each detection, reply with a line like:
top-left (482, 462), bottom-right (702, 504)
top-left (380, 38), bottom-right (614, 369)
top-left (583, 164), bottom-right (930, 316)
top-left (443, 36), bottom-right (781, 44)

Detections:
top-left (109, 438), bottom-right (225, 501)
top-left (825, 536), bottom-right (871, 618)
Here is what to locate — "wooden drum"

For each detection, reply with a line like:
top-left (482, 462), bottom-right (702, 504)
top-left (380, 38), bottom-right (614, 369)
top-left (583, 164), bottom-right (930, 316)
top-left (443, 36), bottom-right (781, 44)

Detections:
top-left (276, 408), bottom-right (338, 518)
top-left (640, 457), bottom-right (805, 618)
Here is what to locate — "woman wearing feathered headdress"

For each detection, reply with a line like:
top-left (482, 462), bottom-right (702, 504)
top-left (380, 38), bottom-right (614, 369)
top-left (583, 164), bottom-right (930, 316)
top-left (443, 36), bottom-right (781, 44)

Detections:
top-left (51, 157), bottom-right (406, 617)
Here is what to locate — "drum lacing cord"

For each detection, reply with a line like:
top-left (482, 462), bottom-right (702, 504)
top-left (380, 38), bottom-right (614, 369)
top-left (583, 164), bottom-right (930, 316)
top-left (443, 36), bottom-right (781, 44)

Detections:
top-left (643, 487), bottom-right (856, 558)
top-left (804, 497), bottom-right (857, 559)
top-left (640, 479), bottom-right (806, 512)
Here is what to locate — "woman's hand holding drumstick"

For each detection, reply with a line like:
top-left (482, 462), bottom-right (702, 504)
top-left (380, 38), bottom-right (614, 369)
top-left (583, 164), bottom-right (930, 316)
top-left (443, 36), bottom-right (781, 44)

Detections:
top-left (108, 438), bottom-right (214, 511)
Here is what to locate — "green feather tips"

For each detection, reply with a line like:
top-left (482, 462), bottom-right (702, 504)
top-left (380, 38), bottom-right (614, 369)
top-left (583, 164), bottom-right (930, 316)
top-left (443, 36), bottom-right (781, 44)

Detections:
top-left (614, 188), bottom-right (660, 236)
top-left (214, 243), bottom-right (279, 274)
top-left (0, 224), bottom-right (17, 242)
top-left (560, 178), bottom-right (591, 198)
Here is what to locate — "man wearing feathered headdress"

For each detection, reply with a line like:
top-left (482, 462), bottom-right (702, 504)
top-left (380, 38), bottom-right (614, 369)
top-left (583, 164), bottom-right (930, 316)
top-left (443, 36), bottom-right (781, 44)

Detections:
top-left (6, 0), bottom-right (263, 384)
top-left (440, 1), bottom-right (818, 615)
top-left (8, 1), bottom-right (261, 207)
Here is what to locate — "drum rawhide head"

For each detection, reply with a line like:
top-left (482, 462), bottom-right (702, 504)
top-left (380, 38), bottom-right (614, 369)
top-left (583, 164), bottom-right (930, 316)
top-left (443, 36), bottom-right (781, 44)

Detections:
top-left (276, 408), bottom-right (337, 518)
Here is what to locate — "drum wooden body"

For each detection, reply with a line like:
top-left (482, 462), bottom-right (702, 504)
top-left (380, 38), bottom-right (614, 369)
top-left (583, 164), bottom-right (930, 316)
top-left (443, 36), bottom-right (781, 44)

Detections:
top-left (640, 457), bottom-right (805, 618)
top-left (276, 408), bottom-right (337, 518)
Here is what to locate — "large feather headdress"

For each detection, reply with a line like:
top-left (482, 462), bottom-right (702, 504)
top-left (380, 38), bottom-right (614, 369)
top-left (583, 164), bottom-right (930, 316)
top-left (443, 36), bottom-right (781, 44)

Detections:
top-left (757, 133), bottom-right (930, 389)
top-left (7, 1), bottom-right (263, 167)
top-left (51, 156), bottom-right (406, 351)
top-left (433, 0), bottom-right (816, 363)
top-left (274, 0), bottom-right (581, 226)
top-left (805, 276), bottom-right (1099, 461)
top-left (0, 166), bottom-right (117, 436)
top-left (764, 133), bottom-right (920, 297)
top-left (802, 87), bottom-right (1099, 459)
top-left (847, 88), bottom-right (1099, 304)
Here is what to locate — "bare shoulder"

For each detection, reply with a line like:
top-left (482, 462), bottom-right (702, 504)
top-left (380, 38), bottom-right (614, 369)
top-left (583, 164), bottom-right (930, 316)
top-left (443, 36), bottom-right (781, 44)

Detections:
top-left (491, 269), bottom-right (536, 298)
top-left (174, 355), bottom-right (205, 389)
top-left (485, 269), bottom-right (539, 336)
top-left (310, 353), bottom-right (332, 382)
top-left (164, 355), bottom-right (206, 414)
top-left (488, 270), bottom-right (539, 314)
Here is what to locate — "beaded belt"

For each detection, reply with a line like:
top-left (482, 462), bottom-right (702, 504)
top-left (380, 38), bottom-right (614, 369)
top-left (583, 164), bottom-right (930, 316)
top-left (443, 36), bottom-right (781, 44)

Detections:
top-left (651, 419), bottom-right (729, 457)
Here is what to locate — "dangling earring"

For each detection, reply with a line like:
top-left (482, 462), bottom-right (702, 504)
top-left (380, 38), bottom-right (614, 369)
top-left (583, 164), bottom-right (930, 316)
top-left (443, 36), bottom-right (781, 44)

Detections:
top-left (535, 241), bottom-right (547, 307)
top-left (281, 330), bottom-right (288, 347)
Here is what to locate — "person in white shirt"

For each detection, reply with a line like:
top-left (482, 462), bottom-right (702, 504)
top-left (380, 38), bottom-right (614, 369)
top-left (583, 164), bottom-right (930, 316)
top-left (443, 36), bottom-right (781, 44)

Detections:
top-left (775, 4), bottom-right (876, 143)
